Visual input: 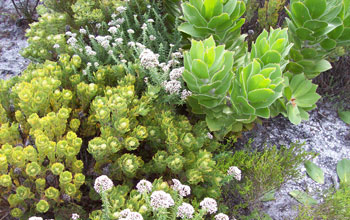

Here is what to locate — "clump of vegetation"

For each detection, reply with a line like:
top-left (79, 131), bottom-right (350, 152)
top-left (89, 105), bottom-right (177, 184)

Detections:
top-left (218, 142), bottom-right (314, 218)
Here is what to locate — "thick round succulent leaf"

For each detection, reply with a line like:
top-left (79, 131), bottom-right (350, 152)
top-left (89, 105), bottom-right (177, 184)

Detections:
top-left (293, 79), bottom-right (313, 98)
top-left (223, 0), bottom-right (237, 15)
top-left (337, 159), bottom-right (350, 184)
top-left (209, 46), bottom-right (225, 72)
top-left (327, 24), bottom-right (344, 40)
top-left (192, 59), bottom-right (210, 79)
top-left (248, 88), bottom-right (275, 103)
top-left (255, 107), bottom-right (270, 118)
top-left (230, 1), bottom-right (246, 21)
top-left (295, 88), bottom-right (321, 108)
top-left (183, 3), bottom-right (207, 27)
top-left (178, 23), bottom-right (210, 38)
top-left (291, 2), bottom-right (312, 26)
top-left (208, 13), bottom-right (231, 30)
top-left (287, 104), bottom-right (302, 124)
top-left (183, 70), bottom-right (200, 92)
top-left (190, 40), bottom-right (205, 60)
top-left (297, 59), bottom-right (332, 78)
top-left (319, 3), bottom-right (342, 21)
top-left (296, 28), bottom-right (315, 41)
top-left (189, 0), bottom-right (203, 11)
top-left (305, 161), bottom-right (324, 184)
top-left (203, 35), bottom-right (216, 48)
top-left (202, 0), bottom-right (223, 21)
top-left (259, 67), bottom-right (276, 78)
top-left (338, 27), bottom-right (350, 41)
top-left (289, 73), bottom-right (307, 92)
top-left (299, 108), bottom-right (310, 121)
top-left (305, 0), bottom-right (326, 19)
top-left (271, 39), bottom-right (287, 54)
top-left (247, 75), bottom-right (272, 91)
top-left (196, 94), bottom-right (223, 108)
top-left (289, 48), bottom-right (304, 62)
top-left (320, 38), bottom-right (337, 50)
top-left (314, 17), bottom-right (343, 37)
top-left (234, 96), bottom-right (255, 115)
top-left (304, 20), bottom-right (328, 31)
top-left (300, 48), bottom-right (317, 59)
top-left (261, 51), bottom-right (282, 65)
top-left (199, 81), bottom-right (221, 93)
top-left (204, 47), bottom-right (215, 68)
top-left (287, 62), bottom-right (304, 74)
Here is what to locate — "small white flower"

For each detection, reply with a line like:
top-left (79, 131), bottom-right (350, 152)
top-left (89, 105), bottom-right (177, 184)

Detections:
top-left (139, 49), bottom-right (159, 69)
top-left (71, 213), bottom-right (80, 220)
top-left (116, 6), bottom-right (127, 13)
top-left (141, 23), bottom-right (147, 30)
top-left (177, 184), bottom-right (191, 197)
top-left (149, 35), bottom-right (156, 41)
top-left (177, 203), bottom-right (194, 219)
top-left (111, 13), bottom-right (117, 19)
top-left (94, 175), bottom-right (114, 194)
top-left (121, 59), bottom-right (127, 63)
top-left (127, 212), bottom-right (143, 220)
top-left (128, 41), bottom-right (136, 47)
top-left (200, 198), bottom-right (217, 214)
top-left (115, 38), bottom-right (123, 45)
top-left (96, 23), bottom-right (102, 29)
top-left (147, 5), bottom-right (151, 9)
top-left (67, 37), bottom-right (77, 46)
top-left (136, 179), bottom-right (153, 193)
top-left (108, 26), bottom-right (118, 34)
top-left (65, 31), bottom-right (72, 36)
top-left (227, 166), bottom-right (242, 181)
top-left (82, 70), bottom-right (87, 76)
top-left (169, 67), bottom-right (184, 80)
top-left (147, 19), bottom-right (154, 23)
top-left (120, 209), bottom-right (131, 218)
top-left (127, 29), bottom-right (135, 34)
top-left (150, 190), bottom-right (175, 209)
top-left (136, 43), bottom-right (145, 49)
top-left (89, 34), bottom-right (95, 39)
top-left (79, 28), bottom-right (87, 34)
top-left (172, 179), bottom-right (182, 190)
top-left (94, 62), bottom-right (99, 68)
top-left (29, 217), bottom-right (43, 220)
top-left (170, 44), bottom-right (174, 47)
top-left (164, 80), bottom-right (181, 94)
top-left (119, 54), bottom-right (124, 58)
top-left (108, 50), bottom-right (113, 55)
top-left (144, 77), bottom-right (149, 83)
top-left (207, 132), bottom-right (213, 139)
top-left (116, 24), bottom-right (121, 28)
top-left (159, 62), bottom-right (170, 72)
top-left (215, 213), bottom-right (230, 220)
top-left (87, 62), bottom-right (92, 67)
top-left (53, 44), bottom-right (60, 49)
top-left (116, 18), bottom-right (125, 24)
top-left (172, 52), bottom-right (183, 59)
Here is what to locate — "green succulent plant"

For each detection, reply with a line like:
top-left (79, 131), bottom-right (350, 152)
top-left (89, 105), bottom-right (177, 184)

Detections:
top-left (285, 0), bottom-right (350, 78)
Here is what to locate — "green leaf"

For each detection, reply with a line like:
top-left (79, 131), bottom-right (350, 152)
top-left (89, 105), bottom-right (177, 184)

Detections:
top-left (320, 38), bottom-right (337, 50)
top-left (289, 190), bottom-right (318, 205)
top-left (182, 3), bottom-right (207, 27)
top-left (338, 110), bottom-right (350, 124)
top-left (261, 51), bottom-right (282, 65)
top-left (304, 20), bottom-right (328, 31)
top-left (337, 159), bottom-right (350, 184)
top-left (304, 161), bottom-right (324, 184)
top-left (287, 104), bottom-right (301, 125)
top-left (208, 13), bottom-right (231, 30)
top-left (261, 189), bottom-right (276, 202)
top-left (178, 23), bottom-right (207, 38)
top-left (255, 107), bottom-right (270, 118)
top-left (203, 0), bottom-right (223, 20)
top-left (248, 88), bottom-right (274, 103)
top-left (296, 27), bottom-right (315, 41)
top-left (304, 0), bottom-right (326, 19)
top-left (291, 2), bottom-right (312, 26)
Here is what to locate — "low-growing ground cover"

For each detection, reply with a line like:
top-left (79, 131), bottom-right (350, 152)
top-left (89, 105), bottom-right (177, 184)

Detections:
top-left (0, 0), bottom-right (350, 219)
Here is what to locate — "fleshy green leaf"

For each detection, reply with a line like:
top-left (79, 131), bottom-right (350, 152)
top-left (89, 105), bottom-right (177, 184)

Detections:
top-left (305, 161), bottom-right (324, 184)
top-left (289, 190), bottom-right (318, 205)
top-left (337, 159), bottom-right (350, 184)
top-left (338, 110), bottom-right (350, 124)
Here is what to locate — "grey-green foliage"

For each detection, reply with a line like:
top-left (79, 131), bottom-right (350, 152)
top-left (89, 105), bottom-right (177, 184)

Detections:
top-left (286, 0), bottom-right (350, 78)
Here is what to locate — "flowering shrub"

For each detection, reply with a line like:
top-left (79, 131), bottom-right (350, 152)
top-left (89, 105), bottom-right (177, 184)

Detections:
top-left (1, 0), bottom-right (350, 219)
top-left (90, 178), bottom-right (235, 220)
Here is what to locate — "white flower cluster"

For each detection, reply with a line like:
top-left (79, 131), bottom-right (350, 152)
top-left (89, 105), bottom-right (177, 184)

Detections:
top-left (214, 213), bottom-right (230, 220)
top-left (29, 217), bottom-right (43, 220)
top-left (118, 209), bottom-right (143, 220)
top-left (169, 67), bottom-right (184, 80)
top-left (139, 49), bottom-right (159, 69)
top-left (207, 132), bottom-right (213, 139)
top-left (85, 46), bottom-right (97, 56)
top-left (177, 202), bottom-right (194, 219)
top-left (108, 26), bottom-right (118, 35)
top-left (199, 198), bottom-right (218, 214)
top-left (181, 90), bottom-right (192, 100)
top-left (150, 190), bottom-right (175, 209)
top-left (227, 166), bottom-right (242, 181)
top-left (163, 80), bottom-right (182, 95)
top-left (95, 36), bottom-right (112, 49)
top-left (136, 179), bottom-right (153, 193)
top-left (79, 28), bottom-right (87, 35)
top-left (171, 179), bottom-right (191, 197)
top-left (71, 213), bottom-right (80, 220)
top-left (116, 6), bottom-right (127, 14)
top-left (94, 175), bottom-right (114, 194)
